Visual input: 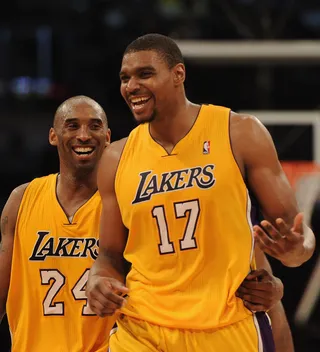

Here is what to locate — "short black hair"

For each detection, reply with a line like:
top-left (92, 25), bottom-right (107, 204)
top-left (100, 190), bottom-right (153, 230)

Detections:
top-left (123, 33), bottom-right (184, 68)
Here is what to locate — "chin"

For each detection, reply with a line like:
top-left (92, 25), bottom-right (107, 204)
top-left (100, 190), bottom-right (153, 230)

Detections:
top-left (74, 164), bottom-right (96, 179)
top-left (76, 160), bottom-right (95, 170)
top-left (134, 113), bottom-right (156, 125)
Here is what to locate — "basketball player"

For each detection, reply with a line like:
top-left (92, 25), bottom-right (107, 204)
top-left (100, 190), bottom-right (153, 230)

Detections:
top-left (0, 96), bottom-right (115, 351)
top-left (86, 34), bottom-right (313, 351)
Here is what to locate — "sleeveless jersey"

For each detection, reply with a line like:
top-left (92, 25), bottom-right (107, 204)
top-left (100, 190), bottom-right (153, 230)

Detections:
top-left (6, 174), bottom-right (115, 352)
top-left (115, 104), bottom-right (254, 330)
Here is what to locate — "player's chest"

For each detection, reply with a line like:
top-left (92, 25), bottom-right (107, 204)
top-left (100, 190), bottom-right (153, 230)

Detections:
top-left (118, 151), bottom-right (239, 211)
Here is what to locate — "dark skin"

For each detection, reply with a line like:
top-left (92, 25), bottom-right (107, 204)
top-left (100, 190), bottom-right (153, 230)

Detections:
top-left (119, 51), bottom-right (200, 153)
top-left (231, 114), bottom-right (312, 267)
top-left (237, 269), bottom-right (283, 312)
top-left (0, 96), bottom-right (110, 322)
top-left (0, 184), bottom-right (28, 322)
top-left (50, 97), bottom-right (111, 216)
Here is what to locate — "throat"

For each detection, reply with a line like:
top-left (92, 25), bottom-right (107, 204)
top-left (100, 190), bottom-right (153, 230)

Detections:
top-left (56, 174), bottom-right (97, 219)
top-left (156, 140), bottom-right (175, 155)
top-left (148, 103), bottom-right (202, 154)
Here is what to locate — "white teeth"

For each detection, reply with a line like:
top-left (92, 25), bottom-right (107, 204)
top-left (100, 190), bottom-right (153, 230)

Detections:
top-left (131, 97), bottom-right (149, 104)
top-left (74, 147), bottom-right (93, 153)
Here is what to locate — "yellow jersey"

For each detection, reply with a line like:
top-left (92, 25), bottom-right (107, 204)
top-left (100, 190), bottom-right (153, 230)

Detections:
top-left (115, 104), bottom-right (254, 330)
top-left (6, 174), bottom-right (114, 352)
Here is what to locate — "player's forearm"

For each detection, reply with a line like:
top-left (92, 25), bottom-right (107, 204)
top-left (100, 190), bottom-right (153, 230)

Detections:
top-left (268, 301), bottom-right (294, 352)
top-left (91, 249), bottom-right (126, 283)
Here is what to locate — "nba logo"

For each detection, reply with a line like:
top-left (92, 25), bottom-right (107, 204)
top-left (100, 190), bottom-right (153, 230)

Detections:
top-left (203, 141), bottom-right (210, 154)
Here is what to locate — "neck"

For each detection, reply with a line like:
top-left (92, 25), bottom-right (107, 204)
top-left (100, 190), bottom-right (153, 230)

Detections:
top-left (149, 99), bottom-right (201, 148)
top-left (57, 166), bottom-right (98, 202)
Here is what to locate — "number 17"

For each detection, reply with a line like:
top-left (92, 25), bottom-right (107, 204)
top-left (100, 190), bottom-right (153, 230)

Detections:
top-left (152, 199), bottom-right (200, 255)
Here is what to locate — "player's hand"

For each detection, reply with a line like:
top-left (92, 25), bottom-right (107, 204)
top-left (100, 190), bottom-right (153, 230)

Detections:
top-left (236, 269), bottom-right (283, 312)
top-left (253, 212), bottom-right (305, 266)
top-left (86, 275), bottom-right (129, 317)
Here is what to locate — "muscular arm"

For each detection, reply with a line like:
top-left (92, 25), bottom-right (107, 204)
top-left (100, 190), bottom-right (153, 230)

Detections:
top-left (0, 183), bottom-right (28, 323)
top-left (231, 113), bottom-right (315, 266)
top-left (255, 247), bottom-right (294, 352)
top-left (89, 138), bottom-right (128, 284)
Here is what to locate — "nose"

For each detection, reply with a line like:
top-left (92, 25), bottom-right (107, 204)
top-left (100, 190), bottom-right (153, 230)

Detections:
top-left (126, 77), bottom-right (140, 94)
top-left (77, 125), bottom-right (91, 142)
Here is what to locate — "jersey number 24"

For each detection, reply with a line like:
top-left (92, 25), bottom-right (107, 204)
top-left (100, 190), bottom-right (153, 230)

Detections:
top-left (40, 268), bottom-right (93, 316)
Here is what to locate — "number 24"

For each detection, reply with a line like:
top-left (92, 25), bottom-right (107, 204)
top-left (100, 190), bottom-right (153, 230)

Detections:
top-left (40, 268), bottom-right (94, 316)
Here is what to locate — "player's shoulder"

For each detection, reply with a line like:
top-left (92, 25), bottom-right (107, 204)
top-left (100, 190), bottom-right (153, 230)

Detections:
top-left (109, 137), bottom-right (128, 154)
top-left (103, 137), bottom-right (128, 161)
top-left (229, 111), bottom-right (267, 143)
top-left (99, 138), bottom-right (128, 174)
top-left (2, 182), bottom-right (30, 219)
top-left (10, 182), bottom-right (30, 200)
top-left (9, 174), bottom-right (55, 203)
top-left (230, 111), bottom-right (262, 129)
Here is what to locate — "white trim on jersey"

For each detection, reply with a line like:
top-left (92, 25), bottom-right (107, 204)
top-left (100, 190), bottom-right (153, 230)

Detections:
top-left (109, 327), bottom-right (118, 337)
top-left (246, 190), bottom-right (255, 266)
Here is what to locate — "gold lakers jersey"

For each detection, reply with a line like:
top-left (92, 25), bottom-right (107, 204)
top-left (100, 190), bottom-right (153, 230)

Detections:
top-left (115, 104), bottom-right (254, 330)
top-left (6, 174), bottom-right (115, 352)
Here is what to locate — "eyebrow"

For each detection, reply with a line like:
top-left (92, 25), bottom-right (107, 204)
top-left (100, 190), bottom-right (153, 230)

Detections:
top-left (119, 65), bottom-right (156, 77)
top-left (64, 118), bottom-right (103, 124)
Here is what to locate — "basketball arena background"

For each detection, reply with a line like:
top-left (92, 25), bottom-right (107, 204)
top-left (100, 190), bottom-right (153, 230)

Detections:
top-left (1, 1), bottom-right (320, 350)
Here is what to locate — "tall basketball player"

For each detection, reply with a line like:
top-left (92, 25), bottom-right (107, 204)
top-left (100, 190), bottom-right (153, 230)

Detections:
top-left (86, 34), bottom-right (313, 351)
top-left (0, 96), bottom-right (115, 351)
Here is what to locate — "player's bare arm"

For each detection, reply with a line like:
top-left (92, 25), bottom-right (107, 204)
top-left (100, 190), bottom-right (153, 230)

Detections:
top-left (0, 183), bottom-right (28, 323)
top-left (86, 138), bottom-right (129, 317)
top-left (230, 113), bottom-right (315, 267)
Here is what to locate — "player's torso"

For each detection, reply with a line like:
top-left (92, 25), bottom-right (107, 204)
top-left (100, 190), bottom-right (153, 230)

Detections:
top-left (7, 174), bottom-right (114, 352)
top-left (116, 104), bottom-right (254, 329)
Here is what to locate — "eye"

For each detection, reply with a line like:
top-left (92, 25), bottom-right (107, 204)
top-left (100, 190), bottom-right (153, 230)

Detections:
top-left (91, 123), bottom-right (102, 130)
top-left (140, 71), bottom-right (153, 79)
top-left (120, 75), bottom-right (129, 83)
top-left (67, 123), bottom-right (78, 129)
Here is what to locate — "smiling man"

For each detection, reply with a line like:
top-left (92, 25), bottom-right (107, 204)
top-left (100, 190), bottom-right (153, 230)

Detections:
top-left (0, 96), bottom-right (115, 352)
top-left (87, 34), bottom-right (314, 352)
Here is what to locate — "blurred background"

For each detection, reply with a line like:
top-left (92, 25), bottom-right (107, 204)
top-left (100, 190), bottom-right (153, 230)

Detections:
top-left (1, 0), bottom-right (320, 350)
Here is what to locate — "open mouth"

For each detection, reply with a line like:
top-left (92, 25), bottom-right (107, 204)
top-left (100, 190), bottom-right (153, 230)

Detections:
top-left (130, 96), bottom-right (152, 112)
top-left (72, 146), bottom-right (95, 157)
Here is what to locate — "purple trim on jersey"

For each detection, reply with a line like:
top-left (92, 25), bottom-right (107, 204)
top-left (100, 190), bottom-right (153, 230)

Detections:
top-left (250, 203), bottom-right (259, 226)
top-left (256, 312), bottom-right (275, 352)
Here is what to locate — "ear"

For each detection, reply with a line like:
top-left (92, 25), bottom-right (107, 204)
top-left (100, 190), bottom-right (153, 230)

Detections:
top-left (49, 127), bottom-right (58, 146)
top-left (173, 63), bottom-right (185, 86)
top-left (105, 128), bottom-right (111, 147)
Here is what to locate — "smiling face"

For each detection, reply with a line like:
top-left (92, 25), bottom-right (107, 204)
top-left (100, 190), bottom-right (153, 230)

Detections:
top-left (120, 50), bottom-right (185, 124)
top-left (49, 100), bottom-right (110, 174)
